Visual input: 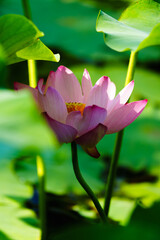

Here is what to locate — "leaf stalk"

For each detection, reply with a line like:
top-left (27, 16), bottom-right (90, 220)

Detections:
top-left (21, 0), bottom-right (46, 239)
top-left (104, 51), bottom-right (137, 216)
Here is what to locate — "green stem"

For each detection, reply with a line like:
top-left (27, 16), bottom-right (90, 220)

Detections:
top-left (104, 51), bottom-right (137, 217)
top-left (104, 130), bottom-right (123, 215)
top-left (71, 142), bottom-right (107, 223)
top-left (22, 0), bottom-right (32, 19)
top-left (125, 51), bottom-right (137, 86)
top-left (36, 156), bottom-right (46, 240)
top-left (21, 1), bottom-right (46, 239)
top-left (28, 59), bottom-right (37, 88)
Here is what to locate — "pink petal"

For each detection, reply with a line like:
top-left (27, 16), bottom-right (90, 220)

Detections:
top-left (54, 65), bottom-right (83, 102)
top-left (107, 80), bottom-right (116, 101)
top-left (104, 100), bottom-right (148, 134)
top-left (44, 113), bottom-right (77, 143)
top-left (82, 146), bottom-right (100, 158)
top-left (14, 82), bottom-right (38, 101)
top-left (14, 82), bottom-right (30, 90)
top-left (107, 80), bottom-right (134, 114)
top-left (37, 79), bottom-right (45, 94)
top-left (82, 69), bottom-right (92, 103)
top-left (86, 76), bottom-right (111, 108)
top-left (75, 123), bottom-right (107, 148)
top-left (44, 71), bottom-right (55, 94)
top-left (66, 105), bottom-right (107, 136)
top-left (38, 86), bottom-right (68, 123)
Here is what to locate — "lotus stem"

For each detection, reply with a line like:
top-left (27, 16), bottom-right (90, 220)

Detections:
top-left (36, 156), bottom-right (46, 240)
top-left (22, 0), bottom-right (32, 19)
top-left (104, 130), bottom-right (124, 215)
top-left (104, 50), bottom-right (137, 216)
top-left (28, 59), bottom-right (37, 88)
top-left (71, 141), bottom-right (107, 223)
top-left (125, 51), bottom-right (138, 86)
top-left (22, 0), bottom-right (46, 239)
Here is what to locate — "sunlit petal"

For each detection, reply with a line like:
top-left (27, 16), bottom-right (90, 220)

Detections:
top-left (86, 76), bottom-right (111, 108)
top-left (107, 80), bottom-right (134, 113)
top-left (105, 99), bottom-right (147, 134)
top-left (38, 86), bottom-right (67, 123)
top-left (54, 65), bottom-right (83, 102)
top-left (82, 69), bottom-right (92, 103)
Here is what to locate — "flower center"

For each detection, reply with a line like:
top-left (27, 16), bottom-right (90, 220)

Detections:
top-left (66, 102), bottom-right (86, 115)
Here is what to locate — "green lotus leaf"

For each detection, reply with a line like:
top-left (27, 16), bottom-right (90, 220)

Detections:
top-left (0, 14), bottom-right (60, 64)
top-left (0, 44), bottom-right (6, 87)
top-left (11, 39), bottom-right (60, 64)
top-left (0, 160), bottom-right (39, 240)
top-left (0, 201), bottom-right (40, 240)
top-left (0, 89), bottom-right (58, 160)
top-left (96, 0), bottom-right (160, 52)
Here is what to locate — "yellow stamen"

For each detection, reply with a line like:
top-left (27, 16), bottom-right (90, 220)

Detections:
top-left (66, 102), bottom-right (86, 115)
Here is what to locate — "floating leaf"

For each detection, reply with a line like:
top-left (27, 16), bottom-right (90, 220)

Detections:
top-left (108, 197), bottom-right (136, 225)
top-left (0, 160), bottom-right (39, 240)
top-left (0, 200), bottom-right (40, 240)
top-left (96, 0), bottom-right (160, 52)
top-left (120, 181), bottom-right (160, 207)
top-left (0, 14), bottom-right (60, 64)
top-left (72, 197), bottom-right (136, 225)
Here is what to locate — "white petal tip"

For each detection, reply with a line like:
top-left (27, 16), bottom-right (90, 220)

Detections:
top-left (58, 65), bottom-right (72, 74)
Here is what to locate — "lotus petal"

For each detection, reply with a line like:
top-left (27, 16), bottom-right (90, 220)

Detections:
top-left (44, 113), bottom-right (77, 143)
top-left (66, 105), bottom-right (107, 136)
top-left (76, 123), bottom-right (107, 148)
top-left (105, 100), bottom-right (147, 134)
top-left (54, 66), bottom-right (83, 102)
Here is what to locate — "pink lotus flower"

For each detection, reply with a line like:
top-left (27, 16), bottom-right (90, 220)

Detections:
top-left (14, 66), bottom-right (147, 158)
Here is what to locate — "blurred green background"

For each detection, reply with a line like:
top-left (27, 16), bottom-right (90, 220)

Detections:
top-left (0, 0), bottom-right (160, 239)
